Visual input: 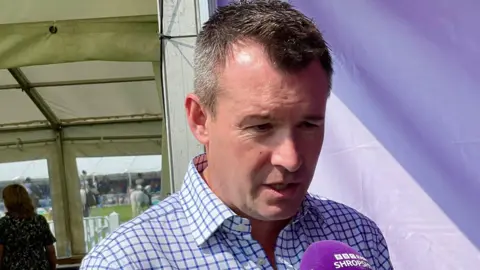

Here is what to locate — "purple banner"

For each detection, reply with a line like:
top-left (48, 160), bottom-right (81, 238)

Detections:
top-left (215, 0), bottom-right (480, 268)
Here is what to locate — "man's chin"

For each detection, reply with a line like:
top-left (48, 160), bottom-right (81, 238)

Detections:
top-left (255, 204), bottom-right (300, 221)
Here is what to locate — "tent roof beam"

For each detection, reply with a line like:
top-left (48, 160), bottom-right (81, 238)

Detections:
top-left (0, 76), bottom-right (156, 90)
top-left (8, 68), bottom-right (61, 130)
top-left (0, 117), bottom-right (162, 134)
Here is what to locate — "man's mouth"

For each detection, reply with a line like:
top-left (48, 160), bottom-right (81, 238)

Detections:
top-left (263, 183), bottom-right (301, 198)
top-left (271, 184), bottom-right (289, 190)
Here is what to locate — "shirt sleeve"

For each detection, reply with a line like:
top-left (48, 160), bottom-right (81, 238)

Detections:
top-left (80, 253), bottom-right (122, 270)
top-left (80, 240), bottom-right (175, 270)
top-left (38, 215), bottom-right (56, 246)
top-left (373, 228), bottom-right (394, 270)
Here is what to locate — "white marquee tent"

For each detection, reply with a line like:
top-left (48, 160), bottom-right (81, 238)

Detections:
top-left (4, 0), bottom-right (478, 268)
top-left (0, 0), bottom-right (214, 257)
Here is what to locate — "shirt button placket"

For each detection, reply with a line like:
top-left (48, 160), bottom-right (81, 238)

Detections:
top-left (256, 257), bottom-right (266, 267)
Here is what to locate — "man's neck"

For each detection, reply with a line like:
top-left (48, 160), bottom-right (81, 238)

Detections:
top-left (251, 218), bottom-right (290, 268)
top-left (201, 167), bottom-right (290, 266)
top-left (251, 217), bottom-right (290, 242)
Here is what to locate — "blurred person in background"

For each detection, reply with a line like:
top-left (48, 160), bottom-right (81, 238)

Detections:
top-left (134, 173), bottom-right (144, 187)
top-left (88, 178), bottom-right (100, 208)
top-left (97, 177), bottom-right (111, 208)
top-left (0, 184), bottom-right (56, 270)
top-left (134, 173), bottom-right (152, 206)
top-left (80, 170), bottom-right (88, 188)
top-left (97, 177), bottom-right (111, 195)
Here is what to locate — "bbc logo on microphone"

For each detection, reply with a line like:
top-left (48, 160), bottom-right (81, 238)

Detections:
top-left (334, 253), bottom-right (366, 261)
top-left (333, 253), bottom-right (372, 269)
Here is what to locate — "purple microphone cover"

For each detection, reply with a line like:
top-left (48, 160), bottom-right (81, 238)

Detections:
top-left (299, 240), bottom-right (372, 270)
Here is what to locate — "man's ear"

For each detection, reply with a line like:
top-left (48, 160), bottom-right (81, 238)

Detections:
top-left (185, 93), bottom-right (209, 145)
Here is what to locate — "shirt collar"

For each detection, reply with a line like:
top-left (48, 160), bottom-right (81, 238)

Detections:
top-left (179, 154), bottom-right (323, 246)
top-left (180, 154), bottom-right (236, 246)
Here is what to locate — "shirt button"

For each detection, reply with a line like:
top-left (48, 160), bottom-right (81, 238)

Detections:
top-left (234, 224), bottom-right (248, 232)
top-left (257, 258), bottom-right (266, 266)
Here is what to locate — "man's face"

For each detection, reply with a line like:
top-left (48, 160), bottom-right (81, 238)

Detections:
top-left (190, 42), bottom-right (329, 221)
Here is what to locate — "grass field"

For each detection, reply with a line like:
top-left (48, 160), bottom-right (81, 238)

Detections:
top-left (90, 205), bottom-right (133, 224)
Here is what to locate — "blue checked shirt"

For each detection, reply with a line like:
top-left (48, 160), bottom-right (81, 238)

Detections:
top-left (81, 154), bottom-right (393, 269)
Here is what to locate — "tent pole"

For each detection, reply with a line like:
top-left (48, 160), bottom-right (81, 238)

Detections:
top-left (156, 0), bottom-right (217, 193)
top-left (52, 130), bottom-right (73, 257)
top-left (157, 0), bottom-right (175, 194)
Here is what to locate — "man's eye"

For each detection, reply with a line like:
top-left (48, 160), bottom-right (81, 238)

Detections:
top-left (249, 124), bottom-right (273, 132)
top-left (299, 122), bottom-right (319, 129)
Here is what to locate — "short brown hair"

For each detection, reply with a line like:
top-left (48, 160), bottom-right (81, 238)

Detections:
top-left (194, 0), bottom-right (333, 114)
top-left (2, 184), bottom-right (35, 218)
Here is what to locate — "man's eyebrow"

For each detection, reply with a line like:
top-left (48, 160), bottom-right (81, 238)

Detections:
top-left (238, 114), bottom-right (273, 126)
top-left (238, 114), bottom-right (325, 125)
top-left (304, 115), bottom-right (325, 122)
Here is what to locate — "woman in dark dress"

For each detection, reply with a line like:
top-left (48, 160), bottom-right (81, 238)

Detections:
top-left (0, 184), bottom-right (57, 270)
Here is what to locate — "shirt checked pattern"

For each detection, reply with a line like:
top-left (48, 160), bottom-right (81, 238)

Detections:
top-left (81, 154), bottom-right (393, 269)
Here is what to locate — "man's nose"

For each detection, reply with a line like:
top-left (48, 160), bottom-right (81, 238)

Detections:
top-left (271, 136), bottom-right (303, 172)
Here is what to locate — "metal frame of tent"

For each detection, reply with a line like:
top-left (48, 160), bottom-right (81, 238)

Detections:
top-left (0, 0), bottom-right (217, 258)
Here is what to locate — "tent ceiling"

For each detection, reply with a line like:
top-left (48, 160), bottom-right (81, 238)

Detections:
top-left (0, 0), bottom-right (157, 25)
top-left (22, 61), bottom-right (153, 83)
top-left (0, 61), bottom-right (162, 130)
top-left (0, 69), bottom-right (16, 85)
top-left (0, 89), bottom-right (47, 126)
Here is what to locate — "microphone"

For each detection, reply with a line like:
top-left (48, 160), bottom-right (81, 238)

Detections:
top-left (300, 240), bottom-right (372, 270)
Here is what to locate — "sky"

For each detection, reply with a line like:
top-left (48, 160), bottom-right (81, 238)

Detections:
top-left (0, 155), bottom-right (162, 181)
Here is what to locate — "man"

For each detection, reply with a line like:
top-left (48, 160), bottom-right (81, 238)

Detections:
top-left (81, 1), bottom-right (393, 269)
top-left (97, 177), bottom-right (110, 195)
top-left (134, 173), bottom-right (153, 206)
top-left (134, 173), bottom-right (144, 187)
top-left (80, 181), bottom-right (96, 217)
